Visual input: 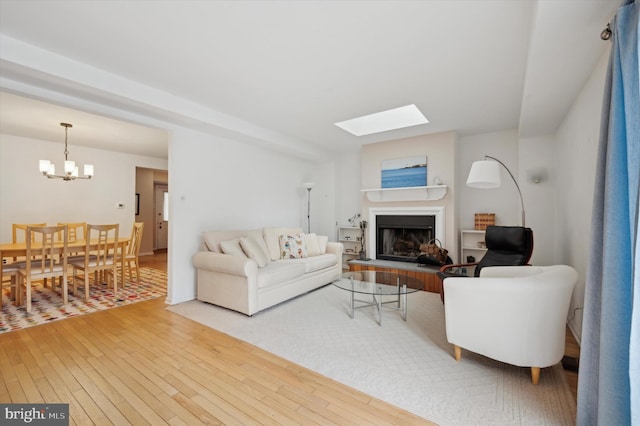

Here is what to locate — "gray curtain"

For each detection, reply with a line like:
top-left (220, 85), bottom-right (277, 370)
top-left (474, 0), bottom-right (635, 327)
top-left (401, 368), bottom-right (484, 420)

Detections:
top-left (577, 0), bottom-right (639, 424)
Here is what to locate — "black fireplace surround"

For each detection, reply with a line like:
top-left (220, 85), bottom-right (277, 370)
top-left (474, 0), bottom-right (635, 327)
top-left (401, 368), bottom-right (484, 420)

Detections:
top-left (376, 215), bottom-right (436, 262)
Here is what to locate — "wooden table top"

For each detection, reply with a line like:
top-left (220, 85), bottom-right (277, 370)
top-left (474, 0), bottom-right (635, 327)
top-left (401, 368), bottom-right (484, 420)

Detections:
top-left (0, 237), bottom-right (130, 258)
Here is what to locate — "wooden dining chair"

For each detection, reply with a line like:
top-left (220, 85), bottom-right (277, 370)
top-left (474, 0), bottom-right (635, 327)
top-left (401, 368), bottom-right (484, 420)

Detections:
top-left (69, 224), bottom-right (119, 301)
top-left (2, 223), bottom-right (48, 299)
top-left (124, 222), bottom-right (144, 283)
top-left (56, 222), bottom-right (87, 265)
top-left (16, 225), bottom-right (69, 313)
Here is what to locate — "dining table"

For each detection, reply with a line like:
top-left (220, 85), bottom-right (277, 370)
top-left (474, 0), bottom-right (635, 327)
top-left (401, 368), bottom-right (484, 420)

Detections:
top-left (0, 237), bottom-right (131, 302)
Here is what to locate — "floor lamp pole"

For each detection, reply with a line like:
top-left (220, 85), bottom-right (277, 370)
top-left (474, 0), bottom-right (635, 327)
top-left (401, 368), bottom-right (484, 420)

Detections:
top-left (306, 188), bottom-right (312, 233)
top-left (485, 155), bottom-right (526, 227)
top-left (303, 182), bottom-right (315, 233)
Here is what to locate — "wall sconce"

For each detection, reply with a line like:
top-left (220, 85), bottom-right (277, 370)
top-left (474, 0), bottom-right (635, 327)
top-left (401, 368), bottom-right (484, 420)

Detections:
top-left (526, 167), bottom-right (548, 184)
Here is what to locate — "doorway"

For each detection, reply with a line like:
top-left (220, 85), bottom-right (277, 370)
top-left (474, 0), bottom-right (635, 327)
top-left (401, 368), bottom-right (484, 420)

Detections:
top-left (154, 184), bottom-right (168, 250)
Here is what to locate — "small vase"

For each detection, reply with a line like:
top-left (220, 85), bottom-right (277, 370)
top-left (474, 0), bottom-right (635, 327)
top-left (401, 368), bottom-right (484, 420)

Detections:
top-left (359, 250), bottom-right (367, 260)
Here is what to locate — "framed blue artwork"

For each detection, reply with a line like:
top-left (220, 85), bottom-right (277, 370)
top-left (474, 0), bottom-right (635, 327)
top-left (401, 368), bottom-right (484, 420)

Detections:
top-left (381, 156), bottom-right (427, 189)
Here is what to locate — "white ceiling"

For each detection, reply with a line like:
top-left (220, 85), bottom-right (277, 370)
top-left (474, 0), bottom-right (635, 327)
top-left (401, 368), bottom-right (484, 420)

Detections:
top-left (0, 1), bottom-right (618, 160)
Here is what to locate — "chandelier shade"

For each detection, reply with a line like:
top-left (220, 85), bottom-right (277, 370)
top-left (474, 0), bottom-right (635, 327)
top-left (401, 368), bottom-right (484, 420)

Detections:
top-left (39, 123), bottom-right (94, 181)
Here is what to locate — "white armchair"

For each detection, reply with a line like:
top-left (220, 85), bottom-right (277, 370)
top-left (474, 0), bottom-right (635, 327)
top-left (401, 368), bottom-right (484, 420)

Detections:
top-left (443, 265), bottom-right (577, 384)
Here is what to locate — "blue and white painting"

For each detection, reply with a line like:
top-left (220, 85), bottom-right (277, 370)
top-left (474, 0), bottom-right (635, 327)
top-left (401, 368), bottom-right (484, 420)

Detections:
top-left (381, 156), bottom-right (427, 189)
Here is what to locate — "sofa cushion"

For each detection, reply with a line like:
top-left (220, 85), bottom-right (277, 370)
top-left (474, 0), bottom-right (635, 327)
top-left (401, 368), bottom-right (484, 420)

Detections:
top-left (279, 234), bottom-right (308, 259)
top-left (263, 227), bottom-right (303, 260)
top-left (220, 238), bottom-right (248, 258)
top-left (256, 261), bottom-right (305, 289)
top-left (305, 233), bottom-right (322, 256)
top-left (282, 253), bottom-right (337, 273)
top-left (240, 235), bottom-right (271, 267)
top-left (318, 235), bottom-right (329, 254)
top-left (203, 229), bottom-right (261, 252)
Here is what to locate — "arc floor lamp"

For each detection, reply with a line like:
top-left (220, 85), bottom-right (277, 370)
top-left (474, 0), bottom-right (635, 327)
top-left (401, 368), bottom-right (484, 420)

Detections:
top-left (466, 155), bottom-right (526, 227)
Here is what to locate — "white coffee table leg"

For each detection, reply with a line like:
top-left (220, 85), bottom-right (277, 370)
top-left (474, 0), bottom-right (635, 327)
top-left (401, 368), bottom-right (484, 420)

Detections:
top-left (350, 276), bottom-right (355, 319)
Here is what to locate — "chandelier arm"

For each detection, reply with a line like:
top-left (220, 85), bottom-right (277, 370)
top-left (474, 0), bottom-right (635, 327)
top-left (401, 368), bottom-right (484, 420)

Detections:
top-left (485, 155), bottom-right (526, 227)
top-left (64, 125), bottom-right (69, 160)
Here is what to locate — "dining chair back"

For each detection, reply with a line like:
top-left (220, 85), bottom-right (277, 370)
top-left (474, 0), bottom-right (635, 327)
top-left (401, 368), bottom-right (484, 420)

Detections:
top-left (17, 225), bottom-right (69, 312)
top-left (70, 224), bottom-right (119, 301)
top-left (57, 222), bottom-right (86, 242)
top-left (12, 223), bottom-right (47, 243)
top-left (11, 223), bottom-right (46, 261)
top-left (125, 222), bottom-right (144, 282)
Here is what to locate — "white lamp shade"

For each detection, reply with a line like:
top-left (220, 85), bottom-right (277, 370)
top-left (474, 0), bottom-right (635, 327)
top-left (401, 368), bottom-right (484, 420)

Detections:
top-left (84, 164), bottom-right (94, 176)
top-left (466, 160), bottom-right (501, 188)
top-left (72, 166), bottom-right (79, 178)
top-left (48, 164), bottom-right (56, 176)
top-left (64, 160), bottom-right (75, 174)
top-left (39, 160), bottom-right (51, 173)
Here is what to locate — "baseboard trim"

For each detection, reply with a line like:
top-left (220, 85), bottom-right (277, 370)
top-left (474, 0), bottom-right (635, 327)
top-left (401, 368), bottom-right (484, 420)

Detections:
top-left (567, 321), bottom-right (582, 347)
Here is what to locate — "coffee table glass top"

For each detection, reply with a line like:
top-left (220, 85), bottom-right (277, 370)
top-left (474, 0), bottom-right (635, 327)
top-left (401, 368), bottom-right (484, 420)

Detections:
top-left (332, 270), bottom-right (424, 295)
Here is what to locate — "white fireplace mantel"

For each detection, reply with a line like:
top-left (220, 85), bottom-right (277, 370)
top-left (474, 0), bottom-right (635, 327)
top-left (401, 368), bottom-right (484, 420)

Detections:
top-left (361, 185), bottom-right (447, 202)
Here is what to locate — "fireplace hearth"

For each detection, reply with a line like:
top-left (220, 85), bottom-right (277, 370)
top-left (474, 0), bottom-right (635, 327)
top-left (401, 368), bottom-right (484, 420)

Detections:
top-left (376, 215), bottom-right (435, 262)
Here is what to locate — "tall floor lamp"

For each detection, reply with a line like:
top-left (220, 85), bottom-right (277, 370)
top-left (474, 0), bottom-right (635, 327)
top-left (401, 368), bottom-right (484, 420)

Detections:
top-left (466, 155), bottom-right (526, 226)
top-left (303, 182), bottom-right (315, 233)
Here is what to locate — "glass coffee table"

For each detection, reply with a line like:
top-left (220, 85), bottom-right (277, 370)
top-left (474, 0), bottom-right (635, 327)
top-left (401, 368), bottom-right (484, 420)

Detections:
top-left (332, 270), bottom-right (424, 326)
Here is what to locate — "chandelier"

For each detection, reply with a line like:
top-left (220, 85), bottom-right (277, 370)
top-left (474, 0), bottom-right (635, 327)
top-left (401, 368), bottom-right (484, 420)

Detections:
top-left (39, 123), bottom-right (94, 180)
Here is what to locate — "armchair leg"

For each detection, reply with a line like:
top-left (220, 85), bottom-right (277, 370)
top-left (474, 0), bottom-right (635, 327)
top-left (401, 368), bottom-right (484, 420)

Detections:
top-left (454, 345), bottom-right (461, 361)
top-left (531, 367), bottom-right (540, 385)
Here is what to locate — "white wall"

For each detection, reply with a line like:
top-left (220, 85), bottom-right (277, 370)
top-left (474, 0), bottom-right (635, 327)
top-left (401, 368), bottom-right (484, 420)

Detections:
top-left (166, 127), bottom-right (336, 304)
top-left (334, 150), bottom-right (362, 230)
top-left (553, 48), bottom-right (609, 342)
top-left (0, 134), bottom-right (167, 241)
top-left (518, 134), bottom-right (556, 266)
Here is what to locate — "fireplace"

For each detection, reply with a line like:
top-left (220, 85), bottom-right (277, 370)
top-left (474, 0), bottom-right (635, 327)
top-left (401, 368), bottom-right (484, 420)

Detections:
top-left (367, 207), bottom-right (445, 263)
top-left (376, 215), bottom-right (435, 262)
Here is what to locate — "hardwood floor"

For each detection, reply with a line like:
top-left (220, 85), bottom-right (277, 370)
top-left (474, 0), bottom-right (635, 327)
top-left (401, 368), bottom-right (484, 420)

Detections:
top-left (1, 251), bottom-right (579, 424)
top-left (564, 328), bottom-right (581, 402)
top-left (1, 252), bottom-right (434, 425)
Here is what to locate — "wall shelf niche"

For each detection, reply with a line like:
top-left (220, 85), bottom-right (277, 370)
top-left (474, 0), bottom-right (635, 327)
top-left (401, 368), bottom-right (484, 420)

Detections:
top-left (361, 185), bottom-right (447, 202)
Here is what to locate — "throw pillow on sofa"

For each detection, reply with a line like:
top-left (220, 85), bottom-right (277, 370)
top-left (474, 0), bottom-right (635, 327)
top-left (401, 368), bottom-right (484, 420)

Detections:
top-left (305, 233), bottom-right (322, 256)
top-left (220, 238), bottom-right (248, 258)
top-left (240, 235), bottom-right (271, 267)
top-left (279, 234), bottom-right (308, 259)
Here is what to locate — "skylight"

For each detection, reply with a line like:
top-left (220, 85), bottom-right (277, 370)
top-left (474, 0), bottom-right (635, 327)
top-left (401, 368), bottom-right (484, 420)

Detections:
top-left (334, 104), bottom-right (429, 136)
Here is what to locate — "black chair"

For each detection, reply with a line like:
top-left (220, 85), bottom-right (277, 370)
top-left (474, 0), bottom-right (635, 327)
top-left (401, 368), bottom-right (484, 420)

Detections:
top-left (437, 226), bottom-right (534, 302)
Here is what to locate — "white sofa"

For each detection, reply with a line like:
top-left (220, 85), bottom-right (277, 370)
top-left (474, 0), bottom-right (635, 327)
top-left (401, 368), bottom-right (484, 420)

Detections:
top-left (443, 265), bottom-right (577, 384)
top-left (193, 227), bottom-right (343, 316)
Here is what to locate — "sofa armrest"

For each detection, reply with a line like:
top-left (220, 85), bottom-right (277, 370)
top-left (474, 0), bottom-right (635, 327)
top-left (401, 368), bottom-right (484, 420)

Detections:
top-left (326, 241), bottom-right (344, 255)
top-left (192, 251), bottom-right (258, 277)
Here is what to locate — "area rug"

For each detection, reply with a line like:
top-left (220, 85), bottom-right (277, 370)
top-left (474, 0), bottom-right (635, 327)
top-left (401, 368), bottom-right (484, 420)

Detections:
top-left (167, 285), bottom-right (576, 425)
top-left (1, 267), bottom-right (167, 334)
